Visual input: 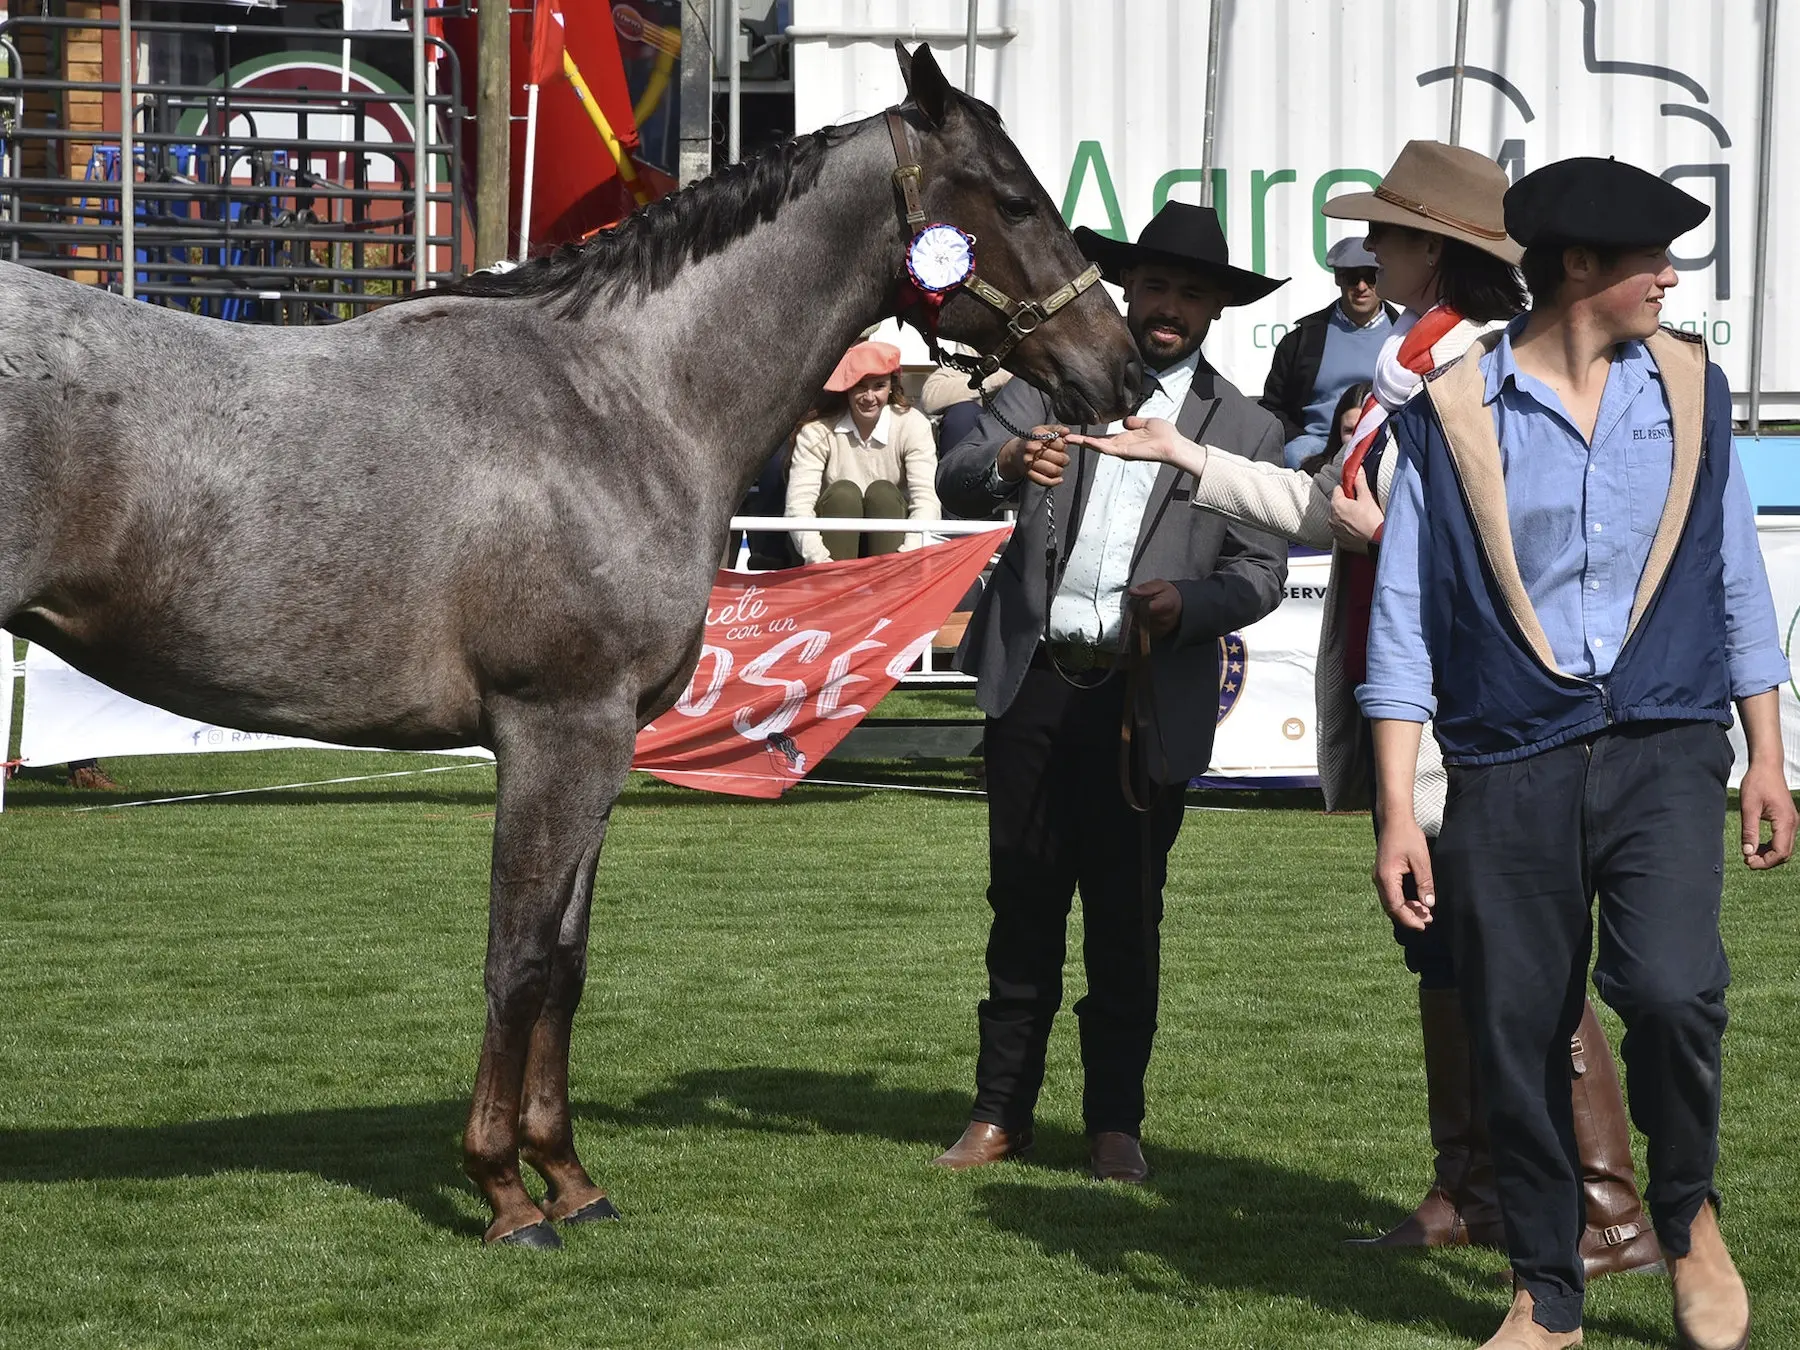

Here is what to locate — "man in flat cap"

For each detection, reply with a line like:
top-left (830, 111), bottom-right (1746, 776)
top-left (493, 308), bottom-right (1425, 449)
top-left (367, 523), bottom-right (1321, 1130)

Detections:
top-left (1360, 156), bottom-right (1793, 1349)
top-left (1259, 235), bottom-right (1399, 466)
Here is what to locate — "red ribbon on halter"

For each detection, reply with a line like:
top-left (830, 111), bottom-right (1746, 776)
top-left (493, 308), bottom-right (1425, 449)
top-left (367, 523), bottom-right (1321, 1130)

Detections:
top-left (895, 273), bottom-right (952, 351)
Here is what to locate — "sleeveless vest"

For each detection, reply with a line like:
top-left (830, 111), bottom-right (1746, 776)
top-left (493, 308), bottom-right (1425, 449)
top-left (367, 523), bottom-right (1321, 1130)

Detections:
top-left (1386, 327), bottom-right (1732, 766)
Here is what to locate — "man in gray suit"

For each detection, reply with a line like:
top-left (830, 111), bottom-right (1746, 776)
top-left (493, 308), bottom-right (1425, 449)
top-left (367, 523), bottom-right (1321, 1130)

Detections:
top-left (931, 203), bottom-right (1289, 1182)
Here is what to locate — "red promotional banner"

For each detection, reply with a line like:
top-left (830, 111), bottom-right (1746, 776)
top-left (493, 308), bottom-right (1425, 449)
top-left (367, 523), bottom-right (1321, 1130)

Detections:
top-left (633, 530), bottom-right (1005, 797)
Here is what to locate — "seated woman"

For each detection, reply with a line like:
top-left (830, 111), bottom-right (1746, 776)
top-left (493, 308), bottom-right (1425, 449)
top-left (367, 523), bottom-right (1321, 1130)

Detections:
top-left (786, 341), bottom-right (940, 564)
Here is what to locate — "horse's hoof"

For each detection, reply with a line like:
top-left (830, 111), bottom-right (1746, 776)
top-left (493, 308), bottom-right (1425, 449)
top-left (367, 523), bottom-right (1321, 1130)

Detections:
top-left (560, 1195), bottom-right (622, 1224)
top-left (496, 1220), bottom-right (562, 1250)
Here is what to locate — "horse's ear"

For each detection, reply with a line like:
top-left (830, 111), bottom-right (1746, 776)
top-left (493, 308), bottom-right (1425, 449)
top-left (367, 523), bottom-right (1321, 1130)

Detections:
top-left (895, 41), bottom-right (950, 127)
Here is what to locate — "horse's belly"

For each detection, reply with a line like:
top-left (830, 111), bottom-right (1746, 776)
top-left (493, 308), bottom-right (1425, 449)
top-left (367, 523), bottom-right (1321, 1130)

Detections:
top-left (15, 598), bottom-right (488, 752)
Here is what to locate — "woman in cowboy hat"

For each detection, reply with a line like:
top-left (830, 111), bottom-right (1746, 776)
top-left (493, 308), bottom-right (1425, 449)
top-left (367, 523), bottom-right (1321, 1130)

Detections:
top-left (1066, 141), bottom-right (1661, 1283)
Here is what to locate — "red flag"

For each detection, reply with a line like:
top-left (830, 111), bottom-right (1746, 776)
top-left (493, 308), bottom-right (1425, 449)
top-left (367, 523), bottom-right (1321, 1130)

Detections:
top-left (528, 0), bottom-right (567, 87)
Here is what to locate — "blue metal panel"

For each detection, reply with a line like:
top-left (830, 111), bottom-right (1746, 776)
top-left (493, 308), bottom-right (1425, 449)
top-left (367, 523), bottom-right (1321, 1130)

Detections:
top-left (1737, 436), bottom-right (1800, 512)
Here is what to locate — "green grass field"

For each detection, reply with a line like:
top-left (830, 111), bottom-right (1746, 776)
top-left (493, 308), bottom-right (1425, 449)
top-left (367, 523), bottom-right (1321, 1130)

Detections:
top-left (0, 737), bottom-right (1795, 1349)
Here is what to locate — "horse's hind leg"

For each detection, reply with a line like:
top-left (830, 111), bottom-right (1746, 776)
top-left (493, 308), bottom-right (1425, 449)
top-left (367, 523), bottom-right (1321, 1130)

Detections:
top-left (464, 699), bottom-right (635, 1246)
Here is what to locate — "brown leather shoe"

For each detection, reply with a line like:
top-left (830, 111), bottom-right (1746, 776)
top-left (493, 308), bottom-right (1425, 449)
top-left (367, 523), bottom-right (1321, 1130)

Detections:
top-left (1570, 1004), bottom-right (1665, 1279)
top-left (930, 1121), bottom-right (1031, 1170)
top-left (67, 761), bottom-right (120, 791)
top-left (1671, 1201), bottom-right (1750, 1350)
top-left (1480, 1286), bottom-right (1583, 1348)
top-left (1089, 1131), bottom-right (1148, 1184)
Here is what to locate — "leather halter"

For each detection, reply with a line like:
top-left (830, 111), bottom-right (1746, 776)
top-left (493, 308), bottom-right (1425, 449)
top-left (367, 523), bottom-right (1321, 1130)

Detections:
top-left (885, 109), bottom-right (1102, 385)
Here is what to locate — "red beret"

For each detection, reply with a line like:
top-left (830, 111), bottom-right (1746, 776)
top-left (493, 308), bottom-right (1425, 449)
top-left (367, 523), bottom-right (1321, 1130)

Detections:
top-left (824, 341), bottom-right (902, 392)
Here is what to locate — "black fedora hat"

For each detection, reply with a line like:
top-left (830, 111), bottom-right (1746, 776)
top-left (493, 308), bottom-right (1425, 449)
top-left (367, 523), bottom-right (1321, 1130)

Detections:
top-left (1074, 202), bottom-right (1286, 306)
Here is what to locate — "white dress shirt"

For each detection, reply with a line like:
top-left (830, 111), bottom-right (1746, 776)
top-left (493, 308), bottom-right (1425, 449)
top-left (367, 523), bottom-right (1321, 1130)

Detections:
top-left (1047, 349), bottom-right (1200, 646)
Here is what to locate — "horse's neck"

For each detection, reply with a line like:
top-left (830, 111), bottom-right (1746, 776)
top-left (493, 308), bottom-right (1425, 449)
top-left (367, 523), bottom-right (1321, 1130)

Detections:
top-left (600, 133), bottom-right (904, 499)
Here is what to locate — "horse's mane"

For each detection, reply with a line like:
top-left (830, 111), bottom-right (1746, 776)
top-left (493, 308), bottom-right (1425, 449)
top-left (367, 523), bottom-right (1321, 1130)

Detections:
top-left (430, 124), bottom-right (854, 316)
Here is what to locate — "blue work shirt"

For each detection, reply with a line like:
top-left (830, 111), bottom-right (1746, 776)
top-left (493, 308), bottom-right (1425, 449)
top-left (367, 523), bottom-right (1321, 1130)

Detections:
top-left (1359, 317), bottom-right (1788, 723)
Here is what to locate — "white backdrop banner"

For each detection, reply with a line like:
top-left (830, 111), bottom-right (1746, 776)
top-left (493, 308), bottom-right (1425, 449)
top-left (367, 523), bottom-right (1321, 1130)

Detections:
top-left (12, 527), bottom-right (1800, 797)
top-left (795, 0), bottom-right (1799, 418)
top-left (1206, 551), bottom-right (1329, 780)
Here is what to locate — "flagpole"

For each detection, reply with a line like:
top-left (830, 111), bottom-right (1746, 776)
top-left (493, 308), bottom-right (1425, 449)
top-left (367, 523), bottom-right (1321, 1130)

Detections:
top-left (518, 81), bottom-right (540, 260)
top-left (426, 23), bottom-right (441, 277)
top-left (563, 48), bottom-right (651, 206)
top-left (411, 4), bottom-right (427, 288)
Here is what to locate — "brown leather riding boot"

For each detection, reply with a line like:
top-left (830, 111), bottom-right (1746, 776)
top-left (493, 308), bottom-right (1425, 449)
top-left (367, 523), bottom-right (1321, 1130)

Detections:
top-left (1347, 987), bottom-right (1504, 1248)
top-left (1570, 1000), bottom-right (1666, 1280)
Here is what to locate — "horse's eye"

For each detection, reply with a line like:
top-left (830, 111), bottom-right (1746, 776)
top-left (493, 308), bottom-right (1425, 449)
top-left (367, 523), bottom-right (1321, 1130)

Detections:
top-left (1000, 196), bottom-right (1035, 221)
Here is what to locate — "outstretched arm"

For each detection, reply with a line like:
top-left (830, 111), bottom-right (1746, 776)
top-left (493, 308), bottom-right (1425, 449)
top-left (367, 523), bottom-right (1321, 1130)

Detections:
top-left (1069, 417), bottom-right (1354, 550)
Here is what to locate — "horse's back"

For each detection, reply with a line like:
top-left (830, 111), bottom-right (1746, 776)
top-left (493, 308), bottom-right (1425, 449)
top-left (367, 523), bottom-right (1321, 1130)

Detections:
top-left (0, 265), bottom-right (706, 747)
top-left (0, 267), bottom-right (506, 743)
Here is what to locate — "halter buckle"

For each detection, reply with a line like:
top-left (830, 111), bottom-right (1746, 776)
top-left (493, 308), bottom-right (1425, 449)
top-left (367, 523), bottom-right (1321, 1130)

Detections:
top-left (891, 164), bottom-right (926, 230)
top-left (1008, 304), bottom-right (1047, 336)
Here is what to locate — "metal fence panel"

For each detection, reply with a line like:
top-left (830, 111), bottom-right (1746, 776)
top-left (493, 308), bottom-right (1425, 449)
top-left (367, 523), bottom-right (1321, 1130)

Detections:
top-left (0, 14), bottom-right (465, 323)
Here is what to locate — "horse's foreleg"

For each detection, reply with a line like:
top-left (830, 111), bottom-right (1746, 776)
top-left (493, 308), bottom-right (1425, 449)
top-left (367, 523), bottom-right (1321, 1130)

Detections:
top-left (466, 700), bottom-right (634, 1247)
top-left (519, 857), bottom-right (618, 1224)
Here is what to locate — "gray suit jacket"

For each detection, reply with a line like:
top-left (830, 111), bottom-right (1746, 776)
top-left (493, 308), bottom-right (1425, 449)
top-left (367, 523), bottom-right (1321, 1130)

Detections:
top-left (937, 359), bottom-right (1290, 783)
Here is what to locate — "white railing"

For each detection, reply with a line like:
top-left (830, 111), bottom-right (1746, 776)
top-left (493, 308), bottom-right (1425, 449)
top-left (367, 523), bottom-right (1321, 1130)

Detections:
top-left (725, 515), bottom-right (1013, 687)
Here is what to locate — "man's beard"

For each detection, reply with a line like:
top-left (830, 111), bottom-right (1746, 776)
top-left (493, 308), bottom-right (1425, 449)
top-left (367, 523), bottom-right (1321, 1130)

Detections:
top-left (1132, 314), bottom-right (1203, 367)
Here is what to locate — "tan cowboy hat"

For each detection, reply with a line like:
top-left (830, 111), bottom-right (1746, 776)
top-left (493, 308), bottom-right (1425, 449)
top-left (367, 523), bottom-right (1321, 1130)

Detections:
top-left (1322, 140), bottom-right (1523, 265)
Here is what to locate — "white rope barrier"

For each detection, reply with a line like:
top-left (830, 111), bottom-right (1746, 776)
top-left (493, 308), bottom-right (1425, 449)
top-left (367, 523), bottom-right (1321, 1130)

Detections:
top-left (68, 759), bottom-right (494, 813)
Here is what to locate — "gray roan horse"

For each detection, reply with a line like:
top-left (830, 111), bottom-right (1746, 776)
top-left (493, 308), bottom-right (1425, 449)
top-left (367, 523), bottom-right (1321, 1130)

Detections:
top-left (0, 44), bottom-right (1138, 1246)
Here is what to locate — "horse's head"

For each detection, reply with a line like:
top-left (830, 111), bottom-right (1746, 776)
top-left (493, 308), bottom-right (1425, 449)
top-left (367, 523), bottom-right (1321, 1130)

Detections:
top-left (891, 44), bottom-right (1143, 424)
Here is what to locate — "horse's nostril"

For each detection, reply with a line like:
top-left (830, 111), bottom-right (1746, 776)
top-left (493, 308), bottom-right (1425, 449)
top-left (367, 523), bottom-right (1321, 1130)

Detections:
top-left (1122, 356), bottom-right (1147, 402)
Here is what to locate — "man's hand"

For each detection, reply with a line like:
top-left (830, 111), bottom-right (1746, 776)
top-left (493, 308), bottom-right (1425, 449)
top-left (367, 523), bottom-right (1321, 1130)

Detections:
top-left (996, 426), bottom-right (1070, 487)
top-left (1739, 760), bottom-right (1797, 870)
top-left (1372, 816), bottom-right (1436, 930)
top-left (1064, 416), bottom-right (1194, 467)
top-left (1127, 580), bottom-right (1182, 641)
top-left (1329, 467), bottom-right (1385, 554)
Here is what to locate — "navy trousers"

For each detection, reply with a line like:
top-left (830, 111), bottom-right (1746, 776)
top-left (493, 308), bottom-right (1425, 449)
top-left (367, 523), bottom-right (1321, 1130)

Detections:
top-left (972, 661), bottom-right (1186, 1137)
top-left (1433, 720), bottom-right (1733, 1333)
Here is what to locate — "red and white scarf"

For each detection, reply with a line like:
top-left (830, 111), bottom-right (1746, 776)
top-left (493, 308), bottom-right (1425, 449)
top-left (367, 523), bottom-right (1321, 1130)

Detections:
top-left (1340, 303), bottom-right (1465, 498)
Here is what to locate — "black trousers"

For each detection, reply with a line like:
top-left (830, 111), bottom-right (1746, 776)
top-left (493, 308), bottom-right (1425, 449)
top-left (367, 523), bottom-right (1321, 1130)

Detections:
top-left (1434, 721), bottom-right (1733, 1333)
top-left (972, 661), bottom-right (1186, 1137)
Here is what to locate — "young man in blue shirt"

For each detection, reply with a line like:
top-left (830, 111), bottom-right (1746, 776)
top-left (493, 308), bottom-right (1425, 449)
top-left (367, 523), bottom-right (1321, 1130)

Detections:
top-left (1359, 158), bottom-right (1794, 1350)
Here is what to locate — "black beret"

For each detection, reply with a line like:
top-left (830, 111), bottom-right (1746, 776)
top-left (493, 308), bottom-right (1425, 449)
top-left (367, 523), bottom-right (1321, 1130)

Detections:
top-left (1503, 157), bottom-right (1710, 249)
